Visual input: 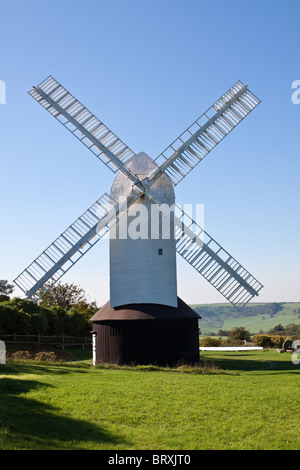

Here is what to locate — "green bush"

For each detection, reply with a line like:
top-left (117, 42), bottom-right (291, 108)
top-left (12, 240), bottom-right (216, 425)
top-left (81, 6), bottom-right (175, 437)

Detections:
top-left (0, 297), bottom-right (92, 336)
top-left (253, 334), bottom-right (285, 348)
top-left (200, 337), bottom-right (222, 347)
top-left (0, 304), bottom-right (30, 334)
top-left (63, 307), bottom-right (92, 336)
top-left (224, 338), bottom-right (244, 346)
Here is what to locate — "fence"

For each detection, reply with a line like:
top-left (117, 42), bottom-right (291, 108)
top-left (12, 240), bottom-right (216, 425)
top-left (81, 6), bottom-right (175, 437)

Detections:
top-left (0, 334), bottom-right (91, 350)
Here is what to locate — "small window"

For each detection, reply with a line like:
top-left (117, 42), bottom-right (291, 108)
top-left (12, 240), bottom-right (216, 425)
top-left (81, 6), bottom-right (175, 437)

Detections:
top-left (158, 248), bottom-right (163, 255)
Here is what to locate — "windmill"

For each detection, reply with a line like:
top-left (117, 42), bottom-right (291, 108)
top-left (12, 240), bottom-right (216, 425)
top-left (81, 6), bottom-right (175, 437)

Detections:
top-left (14, 76), bottom-right (263, 365)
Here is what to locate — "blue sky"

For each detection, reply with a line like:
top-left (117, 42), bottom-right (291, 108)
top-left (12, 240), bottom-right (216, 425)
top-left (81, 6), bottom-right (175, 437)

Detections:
top-left (0, 0), bottom-right (299, 306)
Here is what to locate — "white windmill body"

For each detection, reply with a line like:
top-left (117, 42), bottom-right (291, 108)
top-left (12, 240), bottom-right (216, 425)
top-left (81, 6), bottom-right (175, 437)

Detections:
top-left (109, 151), bottom-right (177, 308)
top-left (14, 76), bottom-right (264, 365)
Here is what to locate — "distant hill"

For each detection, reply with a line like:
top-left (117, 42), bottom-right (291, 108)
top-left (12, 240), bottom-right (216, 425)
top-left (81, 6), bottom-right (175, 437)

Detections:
top-left (191, 302), bottom-right (300, 335)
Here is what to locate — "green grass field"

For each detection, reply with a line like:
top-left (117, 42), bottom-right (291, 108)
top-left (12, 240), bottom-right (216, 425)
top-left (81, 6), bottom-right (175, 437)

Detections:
top-left (192, 302), bottom-right (300, 335)
top-left (222, 310), bottom-right (300, 333)
top-left (0, 349), bottom-right (299, 450)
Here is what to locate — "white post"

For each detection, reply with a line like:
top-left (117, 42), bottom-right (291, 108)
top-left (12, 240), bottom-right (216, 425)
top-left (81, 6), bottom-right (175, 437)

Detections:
top-left (92, 333), bottom-right (97, 366)
top-left (0, 340), bottom-right (6, 364)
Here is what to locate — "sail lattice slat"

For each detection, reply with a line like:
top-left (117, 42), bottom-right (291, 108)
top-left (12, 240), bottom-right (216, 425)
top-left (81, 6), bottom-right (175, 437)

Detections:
top-left (153, 81), bottom-right (260, 186)
top-left (14, 193), bottom-right (116, 300)
top-left (29, 76), bottom-right (136, 181)
top-left (174, 206), bottom-right (263, 307)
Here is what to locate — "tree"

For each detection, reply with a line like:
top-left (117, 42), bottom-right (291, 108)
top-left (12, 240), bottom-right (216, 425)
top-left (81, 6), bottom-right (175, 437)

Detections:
top-left (217, 329), bottom-right (229, 337)
top-left (228, 326), bottom-right (251, 342)
top-left (0, 279), bottom-right (14, 296)
top-left (268, 323), bottom-right (284, 334)
top-left (38, 282), bottom-right (86, 310)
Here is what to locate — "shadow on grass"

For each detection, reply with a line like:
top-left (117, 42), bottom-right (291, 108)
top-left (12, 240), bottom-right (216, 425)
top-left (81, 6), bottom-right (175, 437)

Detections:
top-left (200, 352), bottom-right (300, 373)
top-left (0, 371), bottom-right (129, 450)
top-left (1, 361), bottom-right (91, 377)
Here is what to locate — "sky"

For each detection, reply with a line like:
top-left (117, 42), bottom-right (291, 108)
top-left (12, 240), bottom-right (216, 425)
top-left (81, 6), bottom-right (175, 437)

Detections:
top-left (0, 0), bottom-right (299, 306)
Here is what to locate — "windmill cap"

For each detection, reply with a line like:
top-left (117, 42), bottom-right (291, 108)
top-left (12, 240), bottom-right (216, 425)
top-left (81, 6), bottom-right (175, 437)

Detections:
top-left (110, 151), bottom-right (175, 203)
top-left (90, 297), bottom-right (201, 322)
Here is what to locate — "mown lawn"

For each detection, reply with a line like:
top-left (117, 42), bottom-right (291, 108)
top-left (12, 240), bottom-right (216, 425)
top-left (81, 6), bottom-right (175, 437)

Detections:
top-left (0, 350), bottom-right (299, 450)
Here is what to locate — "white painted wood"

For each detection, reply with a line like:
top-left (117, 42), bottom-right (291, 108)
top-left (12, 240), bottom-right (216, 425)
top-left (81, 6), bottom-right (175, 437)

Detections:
top-left (109, 152), bottom-right (178, 308)
top-left (92, 333), bottom-right (97, 365)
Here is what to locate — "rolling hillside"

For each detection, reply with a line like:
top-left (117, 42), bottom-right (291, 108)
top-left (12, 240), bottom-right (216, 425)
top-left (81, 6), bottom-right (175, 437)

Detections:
top-left (191, 302), bottom-right (300, 335)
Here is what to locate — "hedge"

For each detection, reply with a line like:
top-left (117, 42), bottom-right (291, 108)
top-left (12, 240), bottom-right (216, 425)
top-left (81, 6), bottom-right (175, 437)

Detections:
top-left (252, 334), bottom-right (285, 348)
top-left (0, 298), bottom-right (93, 336)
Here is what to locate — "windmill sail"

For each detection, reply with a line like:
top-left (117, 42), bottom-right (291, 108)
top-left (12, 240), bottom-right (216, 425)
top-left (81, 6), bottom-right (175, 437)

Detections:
top-left (14, 193), bottom-right (120, 300)
top-left (14, 189), bottom-right (142, 300)
top-left (29, 76), bottom-right (138, 184)
top-left (174, 207), bottom-right (263, 308)
top-left (151, 81), bottom-right (260, 186)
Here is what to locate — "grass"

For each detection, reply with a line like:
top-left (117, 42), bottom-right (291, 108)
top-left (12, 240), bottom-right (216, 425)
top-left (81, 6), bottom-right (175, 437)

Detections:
top-left (221, 311), bottom-right (300, 334)
top-left (0, 349), bottom-right (299, 450)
